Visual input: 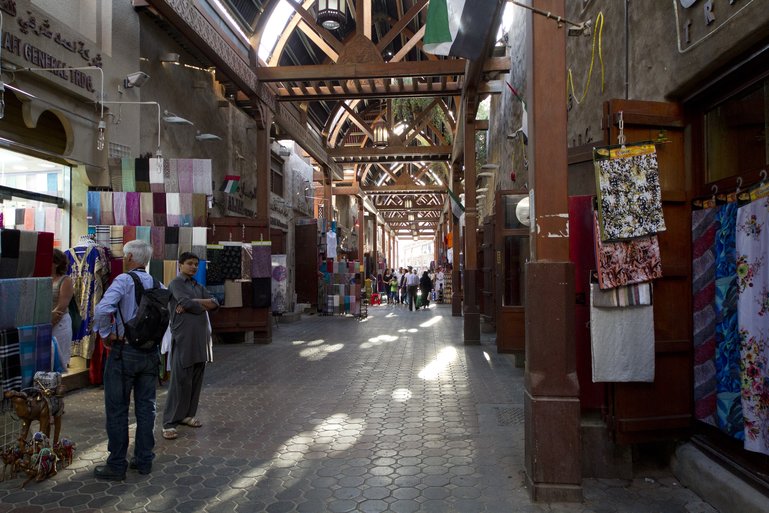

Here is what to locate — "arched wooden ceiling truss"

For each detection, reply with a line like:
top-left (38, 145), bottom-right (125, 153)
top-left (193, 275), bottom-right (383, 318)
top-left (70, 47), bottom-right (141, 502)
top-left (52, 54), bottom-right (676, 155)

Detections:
top-left (247, 0), bottom-right (506, 239)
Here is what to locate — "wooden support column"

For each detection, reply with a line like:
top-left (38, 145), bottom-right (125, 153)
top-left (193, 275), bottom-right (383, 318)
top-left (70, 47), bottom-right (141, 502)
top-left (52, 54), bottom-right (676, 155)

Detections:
top-left (255, 109), bottom-right (273, 226)
top-left (450, 162), bottom-right (462, 317)
top-left (463, 116), bottom-right (480, 344)
top-left (358, 198), bottom-right (365, 263)
top-left (323, 166), bottom-right (333, 227)
top-left (524, 0), bottom-right (581, 502)
top-left (372, 214), bottom-right (378, 275)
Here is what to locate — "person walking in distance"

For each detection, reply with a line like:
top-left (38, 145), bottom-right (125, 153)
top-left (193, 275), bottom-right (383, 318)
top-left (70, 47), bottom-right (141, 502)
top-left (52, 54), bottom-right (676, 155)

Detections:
top-left (92, 240), bottom-right (163, 480)
top-left (162, 252), bottom-right (219, 440)
top-left (406, 268), bottom-right (419, 311)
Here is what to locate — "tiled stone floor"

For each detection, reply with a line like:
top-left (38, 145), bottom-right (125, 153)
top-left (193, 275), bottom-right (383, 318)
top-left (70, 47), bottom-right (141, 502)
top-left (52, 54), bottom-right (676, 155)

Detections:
top-left (0, 303), bottom-right (717, 513)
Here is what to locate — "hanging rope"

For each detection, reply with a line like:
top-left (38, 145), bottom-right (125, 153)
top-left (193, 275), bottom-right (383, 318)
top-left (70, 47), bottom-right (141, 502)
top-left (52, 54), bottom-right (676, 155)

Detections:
top-left (567, 12), bottom-right (605, 106)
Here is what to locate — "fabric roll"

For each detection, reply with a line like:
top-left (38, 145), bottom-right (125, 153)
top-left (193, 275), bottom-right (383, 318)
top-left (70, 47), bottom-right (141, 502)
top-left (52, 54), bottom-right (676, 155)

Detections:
top-left (591, 283), bottom-right (652, 308)
top-left (166, 193), bottom-right (181, 227)
top-left (153, 192), bottom-right (167, 226)
top-left (122, 226), bottom-right (137, 246)
top-left (163, 260), bottom-right (178, 285)
top-left (192, 260), bottom-right (206, 286)
top-left (241, 244), bottom-right (253, 280)
top-left (110, 225), bottom-right (125, 258)
top-left (140, 192), bottom-right (154, 226)
top-left (252, 277), bottom-right (271, 308)
top-left (191, 227), bottom-right (207, 260)
top-left (33, 277), bottom-right (52, 325)
top-left (17, 230), bottom-right (38, 278)
top-left (164, 226), bottom-right (179, 260)
top-left (149, 157), bottom-right (165, 192)
top-left (590, 283), bottom-right (655, 382)
top-left (192, 194), bottom-right (208, 226)
top-left (113, 192), bottom-right (128, 225)
top-left (151, 226), bottom-right (166, 260)
top-left (121, 158), bottom-right (136, 192)
top-left (0, 229), bottom-right (20, 278)
top-left (135, 158), bottom-right (151, 192)
top-left (35, 323), bottom-right (53, 372)
top-left (87, 191), bottom-right (101, 225)
top-left (179, 193), bottom-right (193, 227)
top-left (221, 244), bottom-right (242, 280)
top-left (100, 191), bottom-right (115, 225)
top-left (0, 279), bottom-right (21, 329)
top-left (149, 259), bottom-right (164, 283)
top-left (18, 326), bottom-right (36, 388)
top-left (714, 203), bottom-right (742, 438)
top-left (206, 246), bottom-right (224, 285)
top-left (164, 158), bottom-right (179, 193)
top-left (251, 243), bottom-right (272, 278)
top-left (193, 159), bottom-right (213, 194)
top-left (108, 158), bottom-right (123, 192)
top-left (178, 227), bottom-right (193, 255)
top-left (0, 328), bottom-right (22, 391)
top-left (595, 143), bottom-right (666, 241)
top-left (736, 198), bottom-right (769, 455)
top-left (594, 212), bottom-right (662, 289)
top-left (177, 159), bottom-right (194, 193)
top-left (223, 280), bottom-right (244, 308)
top-left (94, 225), bottom-right (110, 247)
top-left (692, 207), bottom-right (718, 426)
top-left (32, 231), bottom-right (54, 278)
top-left (125, 192), bottom-right (141, 226)
top-left (135, 226), bottom-right (151, 244)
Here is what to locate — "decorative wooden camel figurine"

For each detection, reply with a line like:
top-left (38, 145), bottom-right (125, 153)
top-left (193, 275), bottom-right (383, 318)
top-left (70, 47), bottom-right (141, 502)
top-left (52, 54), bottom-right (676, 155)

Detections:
top-left (4, 389), bottom-right (64, 451)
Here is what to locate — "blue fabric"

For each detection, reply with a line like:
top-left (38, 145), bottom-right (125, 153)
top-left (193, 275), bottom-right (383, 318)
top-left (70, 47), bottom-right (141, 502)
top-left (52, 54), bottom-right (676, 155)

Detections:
top-left (193, 260), bottom-right (206, 287)
top-left (17, 326), bottom-right (36, 388)
top-left (35, 324), bottom-right (52, 372)
top-left (87, 191), bottom-right (101, 225)
top-left (103, 344), bottom-right (160, 473)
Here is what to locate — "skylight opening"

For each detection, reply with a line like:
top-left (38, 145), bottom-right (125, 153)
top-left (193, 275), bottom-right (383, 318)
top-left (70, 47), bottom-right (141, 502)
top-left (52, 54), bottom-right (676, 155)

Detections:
top-left (258, 0), bottom-right (295, 62)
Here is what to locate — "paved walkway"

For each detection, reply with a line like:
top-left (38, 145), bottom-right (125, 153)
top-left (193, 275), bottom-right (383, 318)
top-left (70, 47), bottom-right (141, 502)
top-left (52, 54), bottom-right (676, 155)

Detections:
top-left (0, 303), bottom-right (716, 513)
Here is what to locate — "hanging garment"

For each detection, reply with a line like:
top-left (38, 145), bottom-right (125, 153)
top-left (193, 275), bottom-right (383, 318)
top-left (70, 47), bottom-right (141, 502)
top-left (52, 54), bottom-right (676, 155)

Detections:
top-left (136, 226), bottom-right (151, 245)
top-left (223, 280), bottom-right (243, 308)
top-left (163, 260), bottom-right (178, 285)
top-left (589, 283), bottom-right (655, 382)
top-left (326, 230), bottom-right (338, 259)
top-left (0, 328), bottom-right (22, 391)
top-left (252, 277), bottom-right (271, 308)
top-left (736, 198), bottom-right (769, 456)
top-left (166, 193), bottom-right (181, 227)
top-left (594, 143), bottom-right (666, 241)
top-left (713, 202), bottom-right (743, 438)
top-left (66, 245), bottom-right (110, 359)
top-left (149, 259), bottom-right (164, 284)
top-left (193, 259), bottom-right (207, 287)
top-left (692, 207), bottom-right (718, 426)
top-left (593, 212), bottom-right (663, 289)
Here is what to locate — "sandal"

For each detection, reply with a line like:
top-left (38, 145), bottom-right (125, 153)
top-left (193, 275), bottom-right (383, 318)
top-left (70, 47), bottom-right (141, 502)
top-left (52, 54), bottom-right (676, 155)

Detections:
top-left (181, 417), bottom-right (202, 428)
top-left (162, 428), bottom-right (178, 440)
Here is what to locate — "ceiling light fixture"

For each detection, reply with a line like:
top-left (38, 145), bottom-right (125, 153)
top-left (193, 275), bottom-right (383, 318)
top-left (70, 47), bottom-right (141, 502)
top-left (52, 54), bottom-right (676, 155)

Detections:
top-left (124, 71), bottom-right (150, 88)
top-left (372, 116), bottom-right (388, 147)
top-left (316, 0), bottom-right (347, 30)
top-left (163, 110), bottom-right (193, 125)
top-left (195, 132), bottom-right (222, 141)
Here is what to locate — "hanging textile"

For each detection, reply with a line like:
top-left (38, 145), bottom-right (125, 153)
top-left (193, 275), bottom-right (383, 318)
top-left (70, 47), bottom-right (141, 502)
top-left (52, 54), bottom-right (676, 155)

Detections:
top-left (0, 229), bottom-right (20, 278)
top-left (594, 143), bottom-right (666, 241)
top-left (692, 207), bottom-right (718, 426)
top-left (109, 225), bottom-right (124, 257)
top-left (221, 244), bottom-right (242, 280)
top-left (193, 259), bottom-right (207, 287)
top-left (193, 159), bottom-right (213, 195)
top-left (326, 230), bottom-right (338, 259)
top-left (164, 226), bottom-right (179, 260)
top-left (135, 158), bottom-right (151, 192)
top-left (164, 158), bottom-right (179, 193)
top-left (163, 260), bottom-right (178, 285)
top-left (107, 158), bottom-right (123, 192)
top-left (223, 280), bottom-right (243, 308)
top-left (151, 226), bottom-right (165, 260)
top-left (178, 227), bottom-right (193, 255)
top-left (589, 283), bottom-right (655, 382)
top-left (714, 202), bottom-right (743, 438)
top-left (191, 227), bottom-right (207, 260)
top-left (736, 198), bottom-right (769, 456)
top-left (100, 191), bottom-right (115, 225)
top-left (17, 230), bottom-right (37, 278)
top-left (153, 192), bottom-right (167, 226)
top-left (593, 212), bottom-right (662, 289)
top-left (15, 279), bottom-right (36, 327)
top-left (121, 158), bottom-right (136, 192)
top-left (166, 193), bottom-right (181, 227)
top-left (192, 194), bottom-right (207, 226)
top-left (34, 323), bottom-right (52, 373)
top-left (87, 191), bottom-right (101, 225)
top-left (206, 246), bottom-right (225, 285)
top-left (0, 328), bottom-right (22, 391)
top-left (125, 192), bottom-right (141, 226)
top-left (122, 226), bottom-right (136, 247)
top-left (179, 193), bottom-right (193, 227)
top-left (66, 244), bottom-right (110, 358)
top-left (251, 243), bottom-right (272, 278)
top-left (33, 277), bottom-right (52, 325)
top-left (149, 259), bottom-right (164, 284)
top-left (0, 279), bottom-right (21, 329)
top-left (241, 244), bottom-right (253, 281)
top-left (140, 192), bottom-right (154, 226)
top-left (149, 157), bottom-right (165, 193)
top-left (178, 159), bottom-right (194, 193)
top-left (33, 231), bottom-right (54, 278)
top-left (113, 192), bottom-right (128, 226)
top-left (18, 326), bottom-right (37, 388)
top-left (252, 277), bottom-right (271, 308)
top-left (136, 226), bottom-right (151, 245)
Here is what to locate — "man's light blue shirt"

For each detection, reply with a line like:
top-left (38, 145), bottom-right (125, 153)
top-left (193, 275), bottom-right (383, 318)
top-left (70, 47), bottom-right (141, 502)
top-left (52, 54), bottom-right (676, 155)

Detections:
top-left (93, 269), bottom-right (160, 338)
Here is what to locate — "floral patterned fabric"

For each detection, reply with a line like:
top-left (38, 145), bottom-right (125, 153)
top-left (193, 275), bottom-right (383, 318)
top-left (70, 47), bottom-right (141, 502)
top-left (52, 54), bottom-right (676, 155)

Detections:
top-left (595, 143), bottom-right (666, 241)
top-left (714, 203), bottom-right (743, 439)
top-left (736, 198), bottom-right (769, 455)
top-left (593, 212), bottom-right (662, 290)
top-left (692, 207), bottom-right (717, 426)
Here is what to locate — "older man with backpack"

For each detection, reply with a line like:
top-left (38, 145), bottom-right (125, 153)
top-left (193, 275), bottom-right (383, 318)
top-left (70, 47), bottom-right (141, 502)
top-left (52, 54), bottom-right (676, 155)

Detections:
top-left (92, 239), bottom-right (170, 480)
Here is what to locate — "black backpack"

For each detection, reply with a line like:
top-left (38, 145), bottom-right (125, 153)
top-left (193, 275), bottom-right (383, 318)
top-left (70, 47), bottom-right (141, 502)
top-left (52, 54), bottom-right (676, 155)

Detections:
top-left (119, 272), bottom-right (171, 351)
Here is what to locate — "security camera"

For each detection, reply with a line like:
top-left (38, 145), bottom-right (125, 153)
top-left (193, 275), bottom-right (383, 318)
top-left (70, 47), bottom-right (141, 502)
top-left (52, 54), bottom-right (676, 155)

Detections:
top-left (124, 71), bottom-right (150, 88)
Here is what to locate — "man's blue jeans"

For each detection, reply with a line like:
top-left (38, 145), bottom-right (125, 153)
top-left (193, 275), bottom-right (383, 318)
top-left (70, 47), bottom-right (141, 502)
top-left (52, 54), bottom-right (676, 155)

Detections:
top-left (103, 344), bottom-right (159, 472)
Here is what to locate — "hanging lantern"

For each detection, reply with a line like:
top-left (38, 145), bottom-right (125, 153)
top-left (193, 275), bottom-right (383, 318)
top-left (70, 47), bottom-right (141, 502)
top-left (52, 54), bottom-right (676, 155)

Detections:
top-left (372, 117), bottom-right (388, 147)
top-left (317, 0), bottom-right (347, 30)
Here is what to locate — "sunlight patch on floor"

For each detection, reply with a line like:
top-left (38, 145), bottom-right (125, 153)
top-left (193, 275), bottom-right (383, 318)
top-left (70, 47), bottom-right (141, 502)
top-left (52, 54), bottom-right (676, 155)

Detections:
top-left (391, 388), bottom-right (413, 402)
top-left (360, 334), bottom-right (399, 349)
top-left (419, 317), bottom-right (441, 328)
top-left (418, 347), bottom-right (458, 381)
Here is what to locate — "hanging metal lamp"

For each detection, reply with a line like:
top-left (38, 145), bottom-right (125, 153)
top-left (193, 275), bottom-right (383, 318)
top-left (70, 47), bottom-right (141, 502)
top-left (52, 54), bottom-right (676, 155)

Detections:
top-left (372, 117), bottom-right (388, 147)
top-left (316, 0), bottom-right (347, 30)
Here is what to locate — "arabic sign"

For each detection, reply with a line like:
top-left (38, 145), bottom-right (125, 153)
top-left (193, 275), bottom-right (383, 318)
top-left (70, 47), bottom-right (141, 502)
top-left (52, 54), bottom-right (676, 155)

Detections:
top-left (674, 0), bottom-right (753, 51)
top-left (15, 9), bottom-right (102, 67)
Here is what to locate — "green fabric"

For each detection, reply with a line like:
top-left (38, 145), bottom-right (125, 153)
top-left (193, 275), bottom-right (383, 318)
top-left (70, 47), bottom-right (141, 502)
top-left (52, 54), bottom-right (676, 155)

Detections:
top-left (122, 158), bottom-right (136, 192)
top-left (424, 0), bottom-right (452, 47)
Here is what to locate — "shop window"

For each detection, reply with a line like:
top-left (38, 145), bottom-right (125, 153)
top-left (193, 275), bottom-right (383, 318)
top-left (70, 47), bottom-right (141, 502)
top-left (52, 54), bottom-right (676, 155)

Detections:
top-left (706, 78), bottom-right (768, 182)
top-left (0, 148), bottom-right (71, 247)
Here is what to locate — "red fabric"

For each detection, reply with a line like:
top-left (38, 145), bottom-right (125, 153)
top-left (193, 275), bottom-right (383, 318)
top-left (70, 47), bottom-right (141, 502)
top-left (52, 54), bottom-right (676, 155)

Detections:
top-left (33, 231), bottom-right (55, 277)
top-left (89, 335), bottom-right (109, 385)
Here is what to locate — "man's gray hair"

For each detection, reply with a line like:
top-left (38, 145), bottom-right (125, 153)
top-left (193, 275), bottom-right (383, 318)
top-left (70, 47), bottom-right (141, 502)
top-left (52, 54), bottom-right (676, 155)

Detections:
top-left (123, 239), bottom-right (152, 266)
